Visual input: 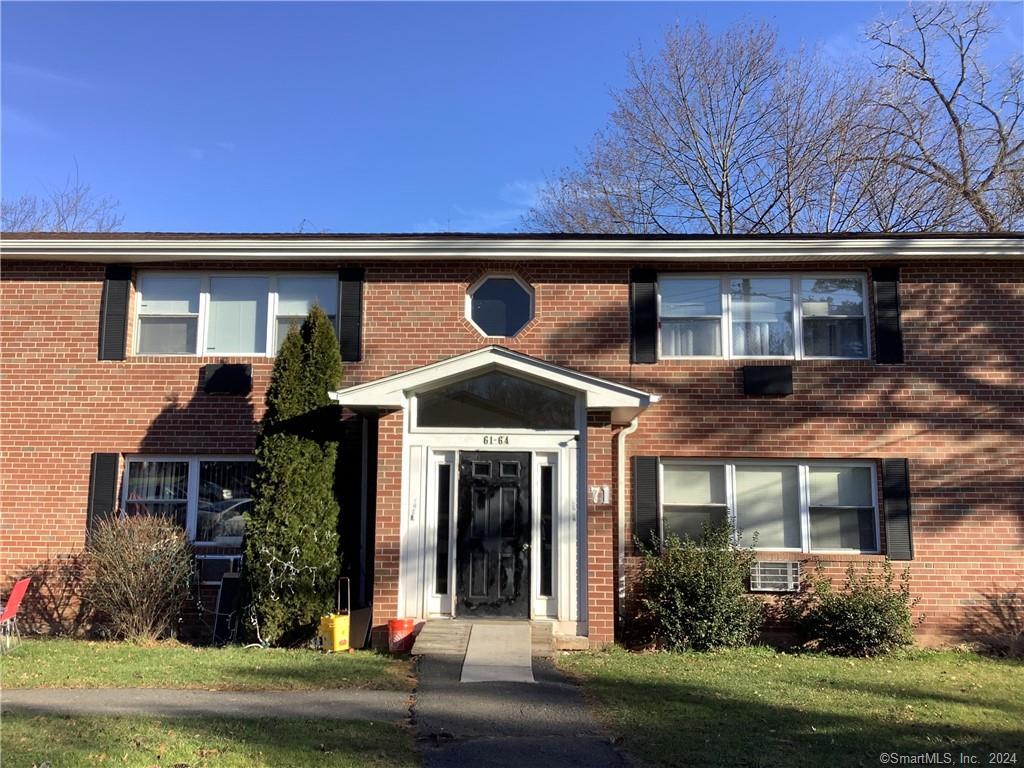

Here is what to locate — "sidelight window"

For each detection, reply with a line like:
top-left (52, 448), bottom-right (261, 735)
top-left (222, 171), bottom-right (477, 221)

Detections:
top-left (435, 464), bottom-right (452, 595)
top-left (539, 464), bottom-right (554, 598)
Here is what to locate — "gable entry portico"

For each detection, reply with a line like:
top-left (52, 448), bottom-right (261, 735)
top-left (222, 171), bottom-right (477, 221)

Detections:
top-left (330, 346), bottom-right (655, 644)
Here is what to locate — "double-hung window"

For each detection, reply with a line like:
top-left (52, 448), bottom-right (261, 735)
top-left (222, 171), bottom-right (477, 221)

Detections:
top-left (660, 278), bottom-right (723, 356)
top-left (658, 274), bottom-right (869, 360)
top-left (659, 460), bottom-right (879, 553)
top-left (807, 465), bottom-right (877, 551)
top-left (135, 272), bottom-right (339, 356)
top-left (799, 277), bottom-right (868, 358)
top-left (136, 277), bottom-right (201, 355)
top-left (122, 457), bottom-right (254, 545)
top-left (660, 463), bottom-right (729, 540)
top-left (274, 276), bottom-right (339, 352)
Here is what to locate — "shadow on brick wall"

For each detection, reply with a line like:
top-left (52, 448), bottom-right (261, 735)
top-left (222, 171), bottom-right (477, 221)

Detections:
top-left (13, 554), bottom-right (94, 636)
top-left (138, 366), bottom-right (257, 455)
top-left (967, 583), bottom-right (1024, 657)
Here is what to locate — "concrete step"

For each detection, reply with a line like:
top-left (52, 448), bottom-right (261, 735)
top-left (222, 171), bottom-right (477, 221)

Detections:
top-left (531, 621), bottom-right (555, 658)
top-left (411, 621), bottom-right (472, 656)
top-left (553, 634), bottom-right (590, 651)
top-left (412, 619), bottom-right (564, 658)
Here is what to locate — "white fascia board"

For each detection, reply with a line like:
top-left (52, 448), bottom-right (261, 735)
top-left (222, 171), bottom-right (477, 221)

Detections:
top-left (3, 235), bottom-right (1022, 263)
top-left (329, 346), bottom-right (657, 416)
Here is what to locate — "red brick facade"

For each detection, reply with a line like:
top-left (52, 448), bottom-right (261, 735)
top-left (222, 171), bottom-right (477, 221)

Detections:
top-left (1, 247), bottom-right (1021, 645)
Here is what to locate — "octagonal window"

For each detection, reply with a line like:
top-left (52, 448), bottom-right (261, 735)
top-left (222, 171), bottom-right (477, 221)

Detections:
top-left (467, 275), bottom-right (533, 337)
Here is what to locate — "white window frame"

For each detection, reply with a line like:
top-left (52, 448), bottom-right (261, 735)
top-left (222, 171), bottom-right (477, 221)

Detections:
top-left (121, 455), bottom-right (255, 546)
top-left (134, 271), bottom-right (340, 357)
top-left (658, 458), bottom-right (881, 554)
top-left (657, 273), bottom-right (871, 361)
top-left (465, 273), bottom-right (535, 339)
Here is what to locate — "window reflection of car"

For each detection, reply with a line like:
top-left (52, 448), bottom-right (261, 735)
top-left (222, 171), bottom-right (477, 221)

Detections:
top-left (197, 498), bottom-right (252, 541)
top-left (199, 481), bottom-right (236, 502)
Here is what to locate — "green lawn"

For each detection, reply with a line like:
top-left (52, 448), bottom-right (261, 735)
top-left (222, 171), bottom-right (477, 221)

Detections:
top-left (0, 714), bottom-right (418, 768)
top-left (1, 638), bottom-right (412, 691)
top-left (560, 646), bottom-right (1024, 768)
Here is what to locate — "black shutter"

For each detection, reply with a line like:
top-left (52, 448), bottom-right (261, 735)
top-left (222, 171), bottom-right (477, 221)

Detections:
top-left (87, 453), bottom-right (120, 532)
top-left (338, 268), bottom-right (364, 362)
top-left (633, 456), bottom-right (660, 549)
top-left (98, 265), bottom-right (132, 361)
top-left (882, 459), bottom-right (914, 560)
top-left (630, 268), bottom-right (658, 364)
top-left (872, 267), bottom-right (904, 364)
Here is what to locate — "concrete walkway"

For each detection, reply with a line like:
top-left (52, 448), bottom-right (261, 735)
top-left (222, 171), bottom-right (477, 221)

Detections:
top-left (1, 688), bottom-right (410, 722)
top-left (414, 650), bottom-right (628, 767)
top-left (460, 623), bottom-right (535, 683)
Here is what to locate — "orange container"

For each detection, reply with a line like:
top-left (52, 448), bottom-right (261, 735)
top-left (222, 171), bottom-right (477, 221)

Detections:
top-left (387, 618), bottom-right (416, 653)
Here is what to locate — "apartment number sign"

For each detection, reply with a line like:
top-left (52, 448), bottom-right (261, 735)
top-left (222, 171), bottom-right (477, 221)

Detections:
top-left (482, 435), bottom-right (510, 446)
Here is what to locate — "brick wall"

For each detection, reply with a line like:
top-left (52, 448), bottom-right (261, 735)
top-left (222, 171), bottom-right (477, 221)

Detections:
top-left (586, 413), bottom-right (616, 646)
top-left (2, 256), bottom-right (1021, 644)
top-left (370, 409), bottom-right (403, 643)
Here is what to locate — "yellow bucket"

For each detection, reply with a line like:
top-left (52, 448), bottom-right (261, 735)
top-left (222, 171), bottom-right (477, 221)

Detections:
top-left (319, 613), bottom-right (350, 653)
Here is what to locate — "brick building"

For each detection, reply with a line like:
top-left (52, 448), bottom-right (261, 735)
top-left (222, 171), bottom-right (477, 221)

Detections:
top-left (1, 232), bottom-right (1021, 647)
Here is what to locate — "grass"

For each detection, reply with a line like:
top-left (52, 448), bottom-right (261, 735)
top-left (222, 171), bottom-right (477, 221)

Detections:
top-left (559, 646), bottom-right (1024, 768)
top-left (0, 638), bottom-right (413, 691)
top-left (0, 713), bottom-right (419, 768)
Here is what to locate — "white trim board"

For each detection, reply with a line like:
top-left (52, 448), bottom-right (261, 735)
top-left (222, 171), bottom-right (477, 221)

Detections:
top-left (5, 234), bottom-right (1022, 262)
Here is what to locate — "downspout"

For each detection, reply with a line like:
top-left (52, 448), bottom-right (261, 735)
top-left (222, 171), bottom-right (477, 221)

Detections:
top-left (616, 416), bottom-right (640, 621)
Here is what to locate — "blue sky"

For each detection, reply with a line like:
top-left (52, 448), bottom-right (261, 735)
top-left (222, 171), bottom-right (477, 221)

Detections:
top-left (3, 1), bottom-right (1022, 233)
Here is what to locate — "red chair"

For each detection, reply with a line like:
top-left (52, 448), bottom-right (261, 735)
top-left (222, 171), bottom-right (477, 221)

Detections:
top-left (0, 578), bottom-right (31, 652)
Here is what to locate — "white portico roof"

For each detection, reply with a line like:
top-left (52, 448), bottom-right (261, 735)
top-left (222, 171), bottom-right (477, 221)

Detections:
top-left (328, 346), bottom-right (658, 425)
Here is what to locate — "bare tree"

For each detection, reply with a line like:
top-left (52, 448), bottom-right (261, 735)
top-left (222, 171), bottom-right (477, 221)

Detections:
top-left (525, 23), bottom-right (884, 234)
top-left (526, 5), bottom-right (1024, 234)
top-left (866, 2), bottom-right (1024, 231)
top-left (2, 172), bottom-right (123, 232)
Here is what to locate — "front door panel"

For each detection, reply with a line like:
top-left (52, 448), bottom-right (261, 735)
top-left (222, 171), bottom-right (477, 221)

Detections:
top-left (456, 452), bottom-right (530, 618)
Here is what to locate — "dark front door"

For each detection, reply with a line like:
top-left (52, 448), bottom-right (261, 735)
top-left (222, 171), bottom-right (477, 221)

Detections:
top-left (456, 451), bottom-right (531, 618)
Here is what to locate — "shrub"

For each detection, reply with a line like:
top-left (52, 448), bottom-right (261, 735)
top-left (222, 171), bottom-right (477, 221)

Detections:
top-left (632, 523), bottom-right (763, 651)
top-left (86, 516), bottom-right (194, 643)
top-left (243, 306), bottom-right (343, 646)
top-left (791, 559), bottom-right (918, 656)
